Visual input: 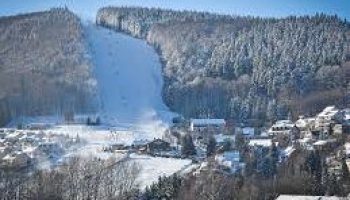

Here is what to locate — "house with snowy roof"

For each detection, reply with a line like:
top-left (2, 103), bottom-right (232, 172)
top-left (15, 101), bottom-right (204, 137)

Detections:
top-left (268, 120), bottom-right (296, 136)
top-left (242, 127), bottom-right (255, 138)
top-left (214, 134), bottom-right (235, 146)
top-left (1, 152), bottom-right (31, 168)
top-left (215, 151), bottom-right (245, 174)
top-left (0, 146), bottom-right (11, 159)
top-left (5, 131), bottom-right (24, 143)
top-left (315, 106), bottom-right (343, 132)
top-left (313, 139), bottom-right (338, 151)
top-left (295, 116), bottom-right (315, 138)
top-left (190, 118), bottom-right (226, 133)
top-left (146, 138), bottom-right (171, 154)
top-left (234, 127), bottom-right (255, 138)
top-left (298, 137), bottom-right (314, 150)
top-left (280, 146), bottom-right (296, 162)
top-left (248, 139), bottom-right (273, 149)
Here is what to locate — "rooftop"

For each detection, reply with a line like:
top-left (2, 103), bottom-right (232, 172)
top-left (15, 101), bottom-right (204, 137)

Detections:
top-left (190, 119), bottom-right (225, 125)
top-left (313, 140), bottom-right (328, 146)
top-left (216, 151), bottom-right (240, 162)
top-left (248, 139), bottom-right (272, 147)
top-left (272, 120), bottom-right (294, 128)
top-left (214, 134), bottom-right (235, 143)
top-left (318, 106), bottom-right (339, 117)
top-left (242, 127), bottom-right (255, 135)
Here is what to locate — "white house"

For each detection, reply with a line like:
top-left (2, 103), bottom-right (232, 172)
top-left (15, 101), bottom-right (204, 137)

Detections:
top-left (295, 116), bottom-right (315, 138)
top-left (5, 132), bottom-right (24, 143)
top-left (313, 139), bottom-right (337, 151)
top-left (214, 134), bottom-right (235, 145)
top-left (0, 146), bottom-right (11, 159)
top-left (215, 151), bottom-right (244, 173)
top-left (315, 106), bottom-right (343, 131)
top-left (1, 152), bottom-right (31, 168)
top-left (22, 146), bottom-right (42, 159)
top-left (248, 139), bottom-right (273, 148)
top-left (242, 127), bottom-right (255, 138)
top-left (190, 118), bottom-right (226, 133)
top-left (298, 137), bottom-right (314, 150)
top-left (268, 120), bottom-right (295, 136)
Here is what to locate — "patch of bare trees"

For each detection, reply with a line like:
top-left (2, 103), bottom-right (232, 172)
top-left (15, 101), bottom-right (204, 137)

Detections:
top-left (0, 8), bottom-right (97, 126)
top-left (0, 156), bottom-right (140, 200)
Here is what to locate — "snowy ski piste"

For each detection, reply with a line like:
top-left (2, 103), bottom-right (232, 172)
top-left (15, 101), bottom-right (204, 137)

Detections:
top-left (86, 23), bottom-right (175, 134)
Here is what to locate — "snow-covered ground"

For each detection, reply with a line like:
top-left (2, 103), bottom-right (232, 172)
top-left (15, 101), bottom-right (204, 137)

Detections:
top-left (129, 154), bottom-right (192, 188)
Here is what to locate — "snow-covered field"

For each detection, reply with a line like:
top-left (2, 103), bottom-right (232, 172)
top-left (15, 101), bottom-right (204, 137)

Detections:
top-left (31, 124), bottom-right (193, 188)
top-left (129, 154), bottom-right (192, 188)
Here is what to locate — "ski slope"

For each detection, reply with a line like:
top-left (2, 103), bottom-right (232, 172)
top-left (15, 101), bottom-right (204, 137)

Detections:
top-left (85, 23), bottom-right (176, 138)
top-left (1, 1), bottom-right (176, 138)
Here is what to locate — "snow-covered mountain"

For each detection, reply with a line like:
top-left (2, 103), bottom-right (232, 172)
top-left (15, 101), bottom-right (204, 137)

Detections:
top-left (0, 2), bottom-right (176, 137)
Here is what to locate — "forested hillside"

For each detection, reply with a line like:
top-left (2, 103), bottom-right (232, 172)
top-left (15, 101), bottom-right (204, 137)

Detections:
top-left (97, 7), bottom-right (350, 124)
top-left (0, 8), bottom-right (96, 125)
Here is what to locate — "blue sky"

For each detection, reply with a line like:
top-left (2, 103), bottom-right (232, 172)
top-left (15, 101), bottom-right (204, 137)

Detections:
top-left (0, 0), bottom-right (349, 21)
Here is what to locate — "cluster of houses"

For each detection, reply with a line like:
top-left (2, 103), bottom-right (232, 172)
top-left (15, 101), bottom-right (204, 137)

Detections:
top-left (0, 127), bottom-right (78, 169)
top-left (186, 105), bottom-right (350, 175)
top-left (103, 137), bottom-right (181, 158)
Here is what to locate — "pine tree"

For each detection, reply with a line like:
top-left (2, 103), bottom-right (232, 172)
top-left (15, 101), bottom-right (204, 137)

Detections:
top-left (75, 134), bottom-right (80, 143)
top-left (261, 157), bottom-right (273, 177)
top-left (234, 133), bottom-right (245, 151)
top-left (326, 173), bottom-right (341, 196)
top-left (96, 117), bottom-right (101, 125)
top-left (341, 157), bottom-right (350, 183)
top-left (206, 136), bottom-right (217, 157)
top-left (270, 143), bottom-right (279, 175)
top-left (86, 117), bottom-right (91, 125)
top-left (308, 151), bottom-right (324, 195)
top-left (181, 134), bottom-right (196, 157)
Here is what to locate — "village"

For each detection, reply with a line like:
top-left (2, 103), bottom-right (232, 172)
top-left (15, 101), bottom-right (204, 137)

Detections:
top-left (2, 105), bottom-right (350, 188)
top-left (0, 125), bottom-right (81, 170)
top-left (143, 105), bottom-right (350, 179)
top-left (174, 105), bottom-right (350, 178)
top-left (182, 105), bottom-right (350, 179)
